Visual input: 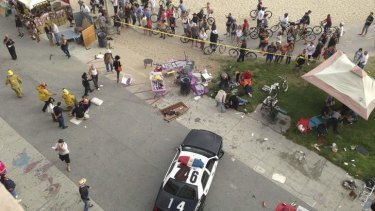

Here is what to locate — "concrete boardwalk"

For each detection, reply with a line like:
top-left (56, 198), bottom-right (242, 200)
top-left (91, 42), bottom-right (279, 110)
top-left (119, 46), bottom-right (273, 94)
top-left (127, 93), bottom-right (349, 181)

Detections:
top-left (0, 117), bottom-right (103, 211)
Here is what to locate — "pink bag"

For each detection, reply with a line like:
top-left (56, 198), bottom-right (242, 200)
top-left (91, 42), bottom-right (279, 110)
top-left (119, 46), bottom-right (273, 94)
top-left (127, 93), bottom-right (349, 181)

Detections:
top-left (0, 161), bottom-right (7, 175)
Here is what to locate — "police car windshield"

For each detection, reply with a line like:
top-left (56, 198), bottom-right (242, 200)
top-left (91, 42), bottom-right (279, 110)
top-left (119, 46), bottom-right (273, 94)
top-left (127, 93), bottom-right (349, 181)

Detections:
top-left (182, 146), bottom-right (214, 158)
top-left (164, 178), bottom-right (197, 200)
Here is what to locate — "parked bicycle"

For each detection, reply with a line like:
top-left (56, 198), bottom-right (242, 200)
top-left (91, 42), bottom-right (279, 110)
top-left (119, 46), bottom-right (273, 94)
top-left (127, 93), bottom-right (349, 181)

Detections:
top-left (261, 76), bottom-right (288, 95)
top-left (260, 94), bottom-right (287, 121)
top-left (203, 39), bottom-right (226, 55)
top-left (248, 27), bottom-right (273, 39)
top-left (228, 48), bottom-right (257, 60)
top-left (152, 26), bottom-right (175, 37)
top-left (250, 7), bottom-right (273, 19)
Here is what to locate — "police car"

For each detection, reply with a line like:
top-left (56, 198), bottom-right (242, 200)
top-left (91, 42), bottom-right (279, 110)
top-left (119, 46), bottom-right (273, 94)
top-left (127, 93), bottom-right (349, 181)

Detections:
top-left (154, 129), bottom-right (224, 211)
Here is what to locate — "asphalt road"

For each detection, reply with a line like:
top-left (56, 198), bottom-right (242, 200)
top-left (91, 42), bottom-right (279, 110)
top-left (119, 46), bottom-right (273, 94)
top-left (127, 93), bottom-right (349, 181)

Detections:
top-left (0, 17), bottom-right (311, 210)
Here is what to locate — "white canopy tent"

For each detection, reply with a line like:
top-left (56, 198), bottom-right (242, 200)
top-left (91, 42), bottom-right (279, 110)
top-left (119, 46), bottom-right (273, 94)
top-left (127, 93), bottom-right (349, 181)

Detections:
top-left (17, 0), bottom-right (48, 9)
top-left (302, 51), bottom-right (375, 120)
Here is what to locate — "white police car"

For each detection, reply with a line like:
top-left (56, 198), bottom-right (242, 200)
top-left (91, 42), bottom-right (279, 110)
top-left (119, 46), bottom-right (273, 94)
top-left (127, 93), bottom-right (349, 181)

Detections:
top-left (153, 129), bottom-right (224, 211)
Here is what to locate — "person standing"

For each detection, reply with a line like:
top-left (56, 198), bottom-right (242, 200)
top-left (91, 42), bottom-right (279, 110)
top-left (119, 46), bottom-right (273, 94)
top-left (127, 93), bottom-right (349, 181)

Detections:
top-left (62, 89), bottom-right (76, 111)
top-left (237, 39), bottom-right (247, 62)
top-left (88, 65), bottom-right (100, 90)
top-left (52, 23), bottom-right (60, 45)
top-left (46, 97), bottom-right (57, 121)
top-left (113, 0), bottom-right (119, 14)
top-left (256, 7), bottom-right (265, 27)
top-left (215, 89), bottom-right (227, 113)
top-left (104, 49), bottom-right (114, 72)
top-left (265, 42), bottom-right (277, 63)
top-left (312, 41), bottom-right (324, 61)
top-left (280, 13), bottom-right (289, 35)
top-left (358, 51), bottom-right (369, 69)
top-left (1, 174), bottom-right (21, 202)
top-left (82, 72), bottom-right (93, 97)
top-left (53, 102), bottom-right (68, 129)
top-left (306, 41), bottom-right (315, 63)
top-left (52, 139), bottom-right (71, 171)
top-left (353, 48), bottom-right (363, 64)
top-left (15, 15), bottom-right (24, 38)
top-left (113, 55), bottom-right (122, 83)
top-left (36, 83), bottom-right (55, 112)
top-left (198, 27), bottom-right (208, 50)
top-left (60, 35), bottom-right (70, 58)
top-left (5, 70), bottom-right (23, 98)
top-left (359, 12), bottom-right (374, 36)
top-left (44, 23), bottom-right (54, 46)
top-left (79, 178), bottom-right (94, 211)
top-left (225, 13), bottom-right (234, 36)
top-left (3, 35), bottom-right (17, 60)
top-left (337, 22), bottom-right (344, 43)
top-left (285, 42), bottom-right (294, 64)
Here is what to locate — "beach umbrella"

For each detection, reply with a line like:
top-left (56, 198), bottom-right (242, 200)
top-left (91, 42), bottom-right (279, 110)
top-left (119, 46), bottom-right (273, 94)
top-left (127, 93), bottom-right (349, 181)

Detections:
top-left (302, 51), bottom-right (375, 120)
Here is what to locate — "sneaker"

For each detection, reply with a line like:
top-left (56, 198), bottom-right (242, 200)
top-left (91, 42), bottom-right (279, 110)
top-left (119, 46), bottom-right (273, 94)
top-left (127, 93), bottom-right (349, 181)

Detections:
top-left (62, 126), bottom-right (68, 129)
top-left (89, 204), bottom-right (94, 208)
top-left (97, 88), bottom-right (100, 91)
top-left (67, 165), bottom-right (71, 172)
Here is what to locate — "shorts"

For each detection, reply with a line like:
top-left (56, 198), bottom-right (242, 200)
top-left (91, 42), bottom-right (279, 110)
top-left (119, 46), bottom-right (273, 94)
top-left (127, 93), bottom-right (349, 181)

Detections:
top-left (59, 154), bottom-right (70, 163)
top-left (259, 42), bottom-right (268, 49)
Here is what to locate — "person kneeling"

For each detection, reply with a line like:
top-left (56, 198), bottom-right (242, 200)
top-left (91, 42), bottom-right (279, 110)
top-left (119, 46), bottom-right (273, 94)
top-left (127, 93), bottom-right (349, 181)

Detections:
top-left (71, 105), bottom-right (85, 120)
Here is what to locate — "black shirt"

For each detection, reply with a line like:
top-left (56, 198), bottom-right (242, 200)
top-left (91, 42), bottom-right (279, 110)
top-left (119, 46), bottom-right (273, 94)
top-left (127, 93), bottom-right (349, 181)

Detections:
top-left (366, 15), bottom-right (374, 25)
top-left (79, 185), bottom-right (90, 200)
top-left (44, 26), bottom-right (52, 34)
top-left (113, 60), bottom-right (121, 71)
top-left (53, 106), bottom-right (63, 117)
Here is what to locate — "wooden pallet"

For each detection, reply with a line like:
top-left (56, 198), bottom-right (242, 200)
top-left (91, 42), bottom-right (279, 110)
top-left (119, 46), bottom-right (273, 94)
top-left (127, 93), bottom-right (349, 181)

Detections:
top-left (160, 102), bottom-right (189, 122)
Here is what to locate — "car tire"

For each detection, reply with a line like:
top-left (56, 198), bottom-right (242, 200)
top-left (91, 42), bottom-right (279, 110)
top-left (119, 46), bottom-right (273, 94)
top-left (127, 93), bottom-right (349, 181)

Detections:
top-left (198, 195), bottom-right (206, 211)
top-left (218, 149), bottom-right (224, 159)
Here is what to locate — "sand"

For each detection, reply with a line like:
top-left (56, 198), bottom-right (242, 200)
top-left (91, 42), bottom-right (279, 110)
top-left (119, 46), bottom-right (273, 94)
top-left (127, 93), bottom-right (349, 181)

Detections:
top-left (183, 0), bottom-right (374, 29)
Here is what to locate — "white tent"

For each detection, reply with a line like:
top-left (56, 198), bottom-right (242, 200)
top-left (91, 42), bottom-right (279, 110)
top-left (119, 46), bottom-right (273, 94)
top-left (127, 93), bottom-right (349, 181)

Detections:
top-left (302, 51), bottom-right (375, 120)
top-left (17, 0), bottom-right (48, 9)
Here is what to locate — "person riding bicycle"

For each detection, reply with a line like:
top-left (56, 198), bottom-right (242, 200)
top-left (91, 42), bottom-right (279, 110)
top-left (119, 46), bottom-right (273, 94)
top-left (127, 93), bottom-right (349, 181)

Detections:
top-left (256, 7), bottom-right (265, 27)
top-left (280, 13), bottom-right (289, 35)
top-left (209, 29), bottom-right (219, 51)
top-left (321, 14), bottom-right (332, 32)
top-left (299, 10), bottom-right (311, 27)
top-left (253, 0), bottom-right (263, 20)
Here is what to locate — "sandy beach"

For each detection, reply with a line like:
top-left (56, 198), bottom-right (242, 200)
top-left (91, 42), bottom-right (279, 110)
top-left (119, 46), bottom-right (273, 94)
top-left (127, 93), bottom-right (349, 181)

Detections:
top-left (184, 0), bottom-right (374, 28)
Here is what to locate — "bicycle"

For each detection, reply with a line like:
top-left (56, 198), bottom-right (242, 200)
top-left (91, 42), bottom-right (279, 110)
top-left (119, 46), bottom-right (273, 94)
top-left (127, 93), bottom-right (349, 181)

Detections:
top-left (250, 7), bottom-right (272, 19)
top-left (312, 22), bottom-right (339, 35)
top-left (248, 27), bottom-right (273, 39)
top-left (203, 39), bottom-right (226, 55)
top-left (151, 26), bottom-right (174, 37)
top-left (197, 8), bottom-right (215, 25)
top-left (261, 76), bottom-right (288, 95)
top-left (228, 48), bottom-right (257, 60)
top-left (260, 94), bottom-right (287, 121)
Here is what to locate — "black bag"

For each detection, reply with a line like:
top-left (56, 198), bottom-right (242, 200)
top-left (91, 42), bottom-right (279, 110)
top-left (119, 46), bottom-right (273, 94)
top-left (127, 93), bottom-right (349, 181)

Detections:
top-left (316, 123), bottom-right (327, 137)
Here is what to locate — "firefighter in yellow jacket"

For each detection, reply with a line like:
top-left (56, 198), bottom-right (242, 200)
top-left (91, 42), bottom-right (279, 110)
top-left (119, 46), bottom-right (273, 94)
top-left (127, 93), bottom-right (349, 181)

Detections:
top-left (5, 70), bottom-right (23, 98)
top-left (36, 83), bottom-right (55, 112)
top-left (62, 88), bottom-right (76, 111)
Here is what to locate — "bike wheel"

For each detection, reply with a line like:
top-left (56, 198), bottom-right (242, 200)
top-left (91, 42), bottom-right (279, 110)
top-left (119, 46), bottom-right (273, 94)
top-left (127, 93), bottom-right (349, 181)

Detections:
top-left (312, 26), bottom-right (322, 35)
top-left (166, 28), bottom-right (174, 37)
top-left (152, 28), bottom-right (160, 35)
top-left (270, 24), bottom-right (279, 32)
top-left (250, 10), bottom-right (257, 18)
top-left (203, 46), bottom-right (214, 55)
top-left (180, 35), bottom-right (190, 43)
top-left (228, 49), bottom-right (239, 57)
top-left (151, 14), bottom-right (158, 23)
top-left (219, 45), bottom-right (226, 54)
top-left (207, 17), bottom-right (215, 25)
top-left (306, 33), bottom-right (316, 42)
top-left (250, 31), bottom-right (259, 39)
top-left (245, 52), bottom-right (257, 60)
top-left (265, 11), bottom-right (272, 18)
top-left (305, 27), bottom-right (313, 35)
top-left (266, 29), bottom-right (273, 37)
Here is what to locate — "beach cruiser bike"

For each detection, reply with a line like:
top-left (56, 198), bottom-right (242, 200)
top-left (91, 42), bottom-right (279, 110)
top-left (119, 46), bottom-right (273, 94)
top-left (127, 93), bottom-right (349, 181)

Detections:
top-left (203, 39), bottom-right (226, 55)
top-left (228, 47), bottom-right (258, 60)
top-left (250, 7), bottom-right (273, 19)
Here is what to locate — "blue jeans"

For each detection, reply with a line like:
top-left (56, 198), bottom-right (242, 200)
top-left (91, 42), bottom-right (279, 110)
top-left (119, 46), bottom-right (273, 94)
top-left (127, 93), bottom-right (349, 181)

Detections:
top-left (62, 46), bottom-right (70, 57)
top-left (54, 33), bottom-right (60, 45)
top-left (57, 116), bottom-right (66, 128)
top-left (10, 189), bottom-right (17, 198)
top-left (105, 63), bottom-right (113, 72)
top-left (238, 97), bottom-right (248, 105)
top-left (83, 199), bottom-right (91, 211)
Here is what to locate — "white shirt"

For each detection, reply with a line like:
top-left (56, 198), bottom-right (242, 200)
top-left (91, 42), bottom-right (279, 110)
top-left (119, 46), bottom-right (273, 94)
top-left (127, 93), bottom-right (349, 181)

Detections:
top-left (257, 10), bottom-right (264, 20)
top-left (52, 142), bottom-right (69, 155)
top-left (199, 32), bottom-right (207, 40)
top-left (306, 44), bottom-right (315, 56)
top-left (90, 67), bottom-right (98, 76)
top-left (80, 4), bottom-right (90, 13)
top-left (339, 26), bottom-right (344, 37)
top-left (236, 29), bottom-right (243, 37)
top-left (52, 24), bottom-right (59, 33)
top-left (276, 35), bottom-right (282, 43)
top-left (150, 0), bottom-right (155, 8)
top-left (112, 0), bottom-right (118, 6)
top-left (281, 16), bottom-right (289, 27)
top-left (360, 54), bottom-right (369, 65)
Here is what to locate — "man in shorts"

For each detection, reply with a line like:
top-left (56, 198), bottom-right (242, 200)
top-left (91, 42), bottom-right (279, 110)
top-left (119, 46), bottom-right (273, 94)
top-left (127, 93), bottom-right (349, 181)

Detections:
top-left (359, 12), bottom-right (374, 36)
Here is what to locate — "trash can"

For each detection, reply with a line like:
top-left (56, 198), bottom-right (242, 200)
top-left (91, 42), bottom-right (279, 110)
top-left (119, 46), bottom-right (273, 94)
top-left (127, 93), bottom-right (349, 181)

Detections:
top-left (180, 77), bottom-right (191, 95)
top-left (97, 32), bottom-right (107, 48)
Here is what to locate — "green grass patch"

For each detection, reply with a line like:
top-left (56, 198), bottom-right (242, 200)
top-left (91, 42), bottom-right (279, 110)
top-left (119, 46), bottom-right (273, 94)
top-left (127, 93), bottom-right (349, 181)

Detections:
top-left (209, 57), bottom-right (375, 180)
